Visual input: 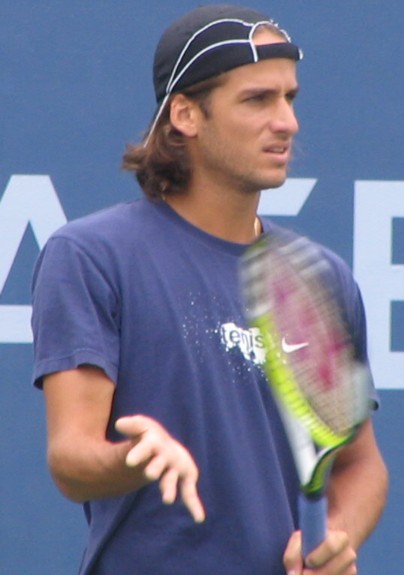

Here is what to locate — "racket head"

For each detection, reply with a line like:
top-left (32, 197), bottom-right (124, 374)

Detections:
top-left (240, 234), bottom-right (370, 451)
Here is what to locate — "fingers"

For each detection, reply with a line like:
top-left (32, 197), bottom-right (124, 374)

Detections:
top-left (144, 454), bottom-right (170, 481)
top-left (115, 415), bottom-right (205, 523)
top-left (284, 529), bottom-right (357, 575)
top-left (305, 530), bottom-right (350, 567)
top-left (160, 469), bottom-right (206, 523)
top-left (179, 475), bottom-right (206, 523)
top-left (305, 530), bottom-right (357, 574)
top-left (159, 468), bottom-right (179, 504)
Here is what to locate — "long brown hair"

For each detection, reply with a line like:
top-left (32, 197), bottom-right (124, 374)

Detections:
top-left (122, 75), bottom-right (224, 200)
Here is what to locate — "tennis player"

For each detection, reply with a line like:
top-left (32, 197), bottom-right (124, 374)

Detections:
top-left (31, 5), bottom-right (388, 575)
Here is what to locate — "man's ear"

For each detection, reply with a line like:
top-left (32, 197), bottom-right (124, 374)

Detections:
top-left (169, 93), bottom-right (201, 137)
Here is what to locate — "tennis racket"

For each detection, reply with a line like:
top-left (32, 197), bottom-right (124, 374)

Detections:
top-left (239, 233), bottom-right (370, 559)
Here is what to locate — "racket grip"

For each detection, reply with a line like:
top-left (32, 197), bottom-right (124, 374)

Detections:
top-left (298, 493), bottom-right (327, 560)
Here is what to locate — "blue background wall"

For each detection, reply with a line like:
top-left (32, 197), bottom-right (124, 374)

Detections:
top-left (1, 1), bottom-right (403, 573)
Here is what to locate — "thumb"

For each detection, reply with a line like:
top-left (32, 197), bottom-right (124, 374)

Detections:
top-left (115, 414), bottom-right (153, 437)
top-left (283, 530), bottom-right (303, 575)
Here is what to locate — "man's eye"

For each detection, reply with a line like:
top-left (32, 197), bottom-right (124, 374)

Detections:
top-left (247, 93), bottom-right (266, 103)
top-left (286, 91), bottom-right (298, 104)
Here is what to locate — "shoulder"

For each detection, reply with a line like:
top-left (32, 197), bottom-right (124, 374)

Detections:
top-left (50, 198), bottom-right (154, 245)
top-left (33, 199), bottom-right (158, 285)
top-left (38, 198), bottom-right (172, 266)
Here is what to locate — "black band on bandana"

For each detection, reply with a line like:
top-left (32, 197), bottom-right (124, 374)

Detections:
top-left (165, 42), bottom-right (301, 104)
top-left (255, 43), bottom-right (301, 63)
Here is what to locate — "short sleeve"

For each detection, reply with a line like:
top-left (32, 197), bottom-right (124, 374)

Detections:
top-left (31, 235), bottom-right (121, 388)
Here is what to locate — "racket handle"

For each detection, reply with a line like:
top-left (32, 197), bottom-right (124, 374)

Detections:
top-left (298, 493), bottom-right (327, 559)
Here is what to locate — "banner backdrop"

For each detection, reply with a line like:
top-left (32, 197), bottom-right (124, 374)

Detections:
top-left (1, 1), bottom-right (403, 573)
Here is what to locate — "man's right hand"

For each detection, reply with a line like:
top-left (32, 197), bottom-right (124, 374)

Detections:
top-left (115, 414), bottom-right (206, 523)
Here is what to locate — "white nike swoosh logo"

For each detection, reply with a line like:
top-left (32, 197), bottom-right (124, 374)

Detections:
top-left (281, 337), bottom-right (309, 353)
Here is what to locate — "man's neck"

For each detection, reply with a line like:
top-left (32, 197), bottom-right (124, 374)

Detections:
top-left (164, 186), bottom-right (262, 244)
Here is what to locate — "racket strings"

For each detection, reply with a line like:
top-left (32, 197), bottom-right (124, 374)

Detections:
top-left (240, 235), bottom-right (368, 444)
top-left (270, 250), bottom-right (359, 436)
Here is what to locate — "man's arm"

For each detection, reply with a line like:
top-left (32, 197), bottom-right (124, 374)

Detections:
top-left (43, 365), bottom-right (205, 522)
top-left (283, 418), bottom-right (388, 575)
top-left (326, 418), bottom-right (388, 548)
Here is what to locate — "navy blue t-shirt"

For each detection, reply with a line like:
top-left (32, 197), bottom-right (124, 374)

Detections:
top-left (31, 198), bottom-right (373, 575)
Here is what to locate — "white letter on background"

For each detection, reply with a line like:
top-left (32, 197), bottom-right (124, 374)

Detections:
top-left (354, 180), bottom-right (404, 389)
top-left (0, 175), bottom-right (67, 343)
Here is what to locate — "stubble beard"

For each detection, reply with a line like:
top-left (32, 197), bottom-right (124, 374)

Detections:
top-left (196, 126), bottom-right (289, 195)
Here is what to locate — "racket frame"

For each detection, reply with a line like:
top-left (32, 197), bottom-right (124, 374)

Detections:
top-left (240, 234), bottom-right (370, 557)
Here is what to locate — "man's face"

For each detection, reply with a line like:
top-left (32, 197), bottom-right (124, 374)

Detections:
top-left (189, 36), bottom-right (299, 194)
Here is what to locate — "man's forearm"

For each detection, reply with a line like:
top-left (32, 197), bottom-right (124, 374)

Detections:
top-left (48, 414), bottom-right (206, 523)
top-left (48, 436), bottom-right (148, 503)
top-left (326, 419), bottom-right (388, 549)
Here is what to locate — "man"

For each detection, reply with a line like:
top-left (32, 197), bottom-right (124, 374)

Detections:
top-left (32, 5), bottom-right (388, 575)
